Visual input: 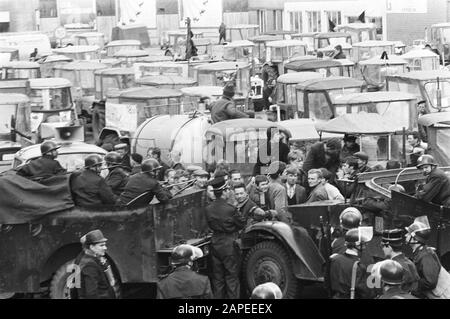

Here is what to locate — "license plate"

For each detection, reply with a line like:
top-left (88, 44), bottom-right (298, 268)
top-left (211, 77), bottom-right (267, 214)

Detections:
top-left (1, 154), bottom-right (14, 161)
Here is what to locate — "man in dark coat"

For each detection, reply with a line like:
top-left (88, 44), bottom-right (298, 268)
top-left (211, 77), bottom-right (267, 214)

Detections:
top-left (233, 182), bottom-right (267, 226)
top-left (340, 134), bottom-right (360, 161)
top-left (205, 176), bottom-right (246, 299)
top-left (219, 22), bottom-right (226, 44)
top-left (70, 154), bottom-right (116, 208)
top-left (354, 151), bottom-right (372, 173)
top-left (118, 159), bottom-right (172, 206)
top-left (104, 152), bottom-right (129, 197)
top-left (74, 230), bottom-right (118, 299)
top-left (284, 166), bottom-right (307, 205)
top-left (415, 155), bottom-right (450, 207)
top-left (211, 83), bottom-right (249, 124)
top-left (330, 228), bottom-right (374, 299)
top-left (147, 147), bottom-right (170, 181)
top-left (405, 216), bottom-right (442, 298)
top-left (303, 138), bottom-right (342, 183)
top-left (381, 229), bottom-right (419, 293)
top-left (157, 244), bottom-right (213, 299)
top-left (17, 140), bottom-right (66, 179)
top-left (306, 169), bottom-right (329, 203)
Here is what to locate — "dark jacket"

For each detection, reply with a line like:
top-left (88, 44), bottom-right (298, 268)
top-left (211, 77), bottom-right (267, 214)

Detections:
top-left (211, 96), bottom-right (249, 124)
top-left (246, 183), bottom-right (268, 210)
top-left (416, 168), bottom-right (450, 206)
top-left (205, 198), bottom-right (246, 256)
top-left (238, 197), bottom-right (264, 225)
top-left (306, 183), bottom-right (329, 203)
top-left (118, 172), bottom-right (172, 206)
top-left (267, 181), bottom-right (288, 211)
top-left (70, 169), bottom-right (116, 207)
top-left (392, 253), bottom-right (420, 293)
top-left (157, 266), bottom-right (213, 299)
top-left (341, 143), bottom-right (360, 161)
top-left (75, 252), bottom-right (116, 299)
top-left (105, 167), bottom-right (129, 197)
top-left (412, 245), bottom-right (441, 296)
top-left (330, 251), bottom-right (373, 299)
top-left (17, 156), bottom-right (66, 179)
top-left (284, 183), bottom-right (307, 205)
top-left (377, 286), bottom-right (418, 299)
top-left (303, 142), bottom-right (341, 181)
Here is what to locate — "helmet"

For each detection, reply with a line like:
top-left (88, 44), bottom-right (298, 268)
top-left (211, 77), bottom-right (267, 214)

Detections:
top-left (104, 152), bottom-right (122, 166)
top-left (85, 154), bottom-right (103, 168)
top-left (380, 260), bottom-right (404, 285)
top-left (406, 216), bottom-right (431, 244)
top-left (345, 227), bottom-right (373, 245)
top-left (382, 228), bottom-right (404, 247)
top-left (171, 244), bottom-right (203, 266)
top-left (416, 154), bottom-right (437, 169)
top-left (339, 207), bottom-right (362, 230)
top-left (40, 141), bottom-right (60, 155)
top-left (251, 282), bottom-right (283, 299)
top-left (141, 158), bottom-right (162, 173)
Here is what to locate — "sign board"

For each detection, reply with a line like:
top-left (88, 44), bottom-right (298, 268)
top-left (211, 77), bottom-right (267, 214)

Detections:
top-left (386, 0), bottom-right (427, 14)
top-left (105, 102), bottom-right (138, 132)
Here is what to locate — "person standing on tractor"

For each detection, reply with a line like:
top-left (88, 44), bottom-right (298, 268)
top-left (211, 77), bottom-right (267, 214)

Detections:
top-left (205, 176), bottom-right (246, 299)
top-left (261, 62), bottom-right (278, 110)
top-left (104, 152), bottom-right (129, 197)
top-left (210, 83), bottom-right (250, 124)
top-left (415, 155), bottom-right (450, 207)
top-left (219, 22), bottom-right (227, 44)
top-left (17, 141), bottom-right (66, 179)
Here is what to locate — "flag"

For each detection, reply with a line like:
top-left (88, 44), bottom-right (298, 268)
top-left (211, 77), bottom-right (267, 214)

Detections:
top-left (358, 11), bottom-right (366, 23)
top-left (328, 19), bottom-right (336, 32)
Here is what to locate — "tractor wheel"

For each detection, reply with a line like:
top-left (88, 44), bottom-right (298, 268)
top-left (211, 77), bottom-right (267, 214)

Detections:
top-left (49, 260), bottom-right (75, 299)
top-left (242, 240), bottom-right (300, 299)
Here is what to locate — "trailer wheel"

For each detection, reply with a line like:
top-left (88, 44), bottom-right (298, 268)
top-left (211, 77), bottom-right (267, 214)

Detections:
top-left (242, 241), bottom-right (300, 299)
top-left (49, 260), bottom-right (76, 299)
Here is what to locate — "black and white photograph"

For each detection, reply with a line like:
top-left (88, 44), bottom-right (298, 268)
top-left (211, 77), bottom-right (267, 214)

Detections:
top-left (0, 0), bottom-right (450, 310)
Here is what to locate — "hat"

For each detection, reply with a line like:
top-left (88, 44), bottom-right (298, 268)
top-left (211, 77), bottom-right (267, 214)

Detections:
top-left (83, 230), bottom-right (108, 245)
top-left (223, 83), bottom-right (235, 98)
top-left (354, 151), bottom-right (369, 162)
top-left (382, 229), bottom-right (403, 247)
top-left (325, 138), bottom-right (342, 151)
top-left (193, 169), bottom-right (209, 177)
top-left (285, 166), bottom-right (299, 176)
top-left (171, 244), bottom-right (203, 265)
top-left (114, 143), bottom-right (128, 151)
top-left (186, 165), bottom-right (203, 173)
top-left (343, 134), bottom-right (357, 142)
top-left (209, 176), bottom-right (228, 191)
top-left (267, 161), bottom-right (286, 176)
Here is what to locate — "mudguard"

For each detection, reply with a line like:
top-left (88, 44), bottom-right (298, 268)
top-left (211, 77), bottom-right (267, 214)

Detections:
top-left (244, 221), bottom-right (325, 281)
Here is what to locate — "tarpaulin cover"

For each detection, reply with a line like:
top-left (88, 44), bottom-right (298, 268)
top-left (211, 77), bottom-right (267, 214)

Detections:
top-left (0, 171), bottom-right (74, 224)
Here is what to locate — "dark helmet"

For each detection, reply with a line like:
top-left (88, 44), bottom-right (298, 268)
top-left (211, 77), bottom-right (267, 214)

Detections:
top-left (171, 244), bottom-right (203, 266)
top-left (85, 154), bottom-right (103, 168)
top-left (40, 140), bottom-right (60, 155)
top-left (416, 154), bottom-right (437, 169)
top-left (104, 152), bottom-right (122, 166)
top-left (339, 207), bottom-right (362, 230)
top-left (141, 158), bottom-right (162, 174)
top-left (345, 227), bottom-right (373, 245)
top-left (380, 260), bottom-right (404, 285)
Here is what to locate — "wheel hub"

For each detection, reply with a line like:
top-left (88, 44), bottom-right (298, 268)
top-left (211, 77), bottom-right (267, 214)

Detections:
top-left (254, 258), bottom-right (284, 287)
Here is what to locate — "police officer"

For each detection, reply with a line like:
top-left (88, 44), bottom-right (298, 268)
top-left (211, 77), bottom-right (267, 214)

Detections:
top-left (210, 83), bottom-right (249, 124)
top-left (405, 216), bottom-right (442, 298)
top-left (118, 158), bottom-right (172, 206)
top-left (377, 260), bottom-right (418, 299)
top-left (104, 152), bottom-right (129, 197)
top-left (70, 154), bottom-right (116, 208)
top-left (205, 176), bottom-right (246, 299)
top-left (415, 155), bottom-right (450, 207)
top-left (17, 140), bottom-right (66, 179)
top-left (329, 227), bottom-right (374, 299)
top-left (74, 230), bottom-right (118, 299)
top-left (331, 207), bottom-right (362, 255)
top-left (381, 229), bottom-right (419, 293)
top-left (157, 244), bottom-right (213, 299)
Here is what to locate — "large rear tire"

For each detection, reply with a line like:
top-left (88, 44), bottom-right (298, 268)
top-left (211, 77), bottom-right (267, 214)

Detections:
top-left (242, 240), bottom-right (300, 299)
top-left (49, 260), bottom-right (75, 299)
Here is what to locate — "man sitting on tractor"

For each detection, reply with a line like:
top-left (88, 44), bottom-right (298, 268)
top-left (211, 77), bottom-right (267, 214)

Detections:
top-left (415, 155), bottom-right (450, 207)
